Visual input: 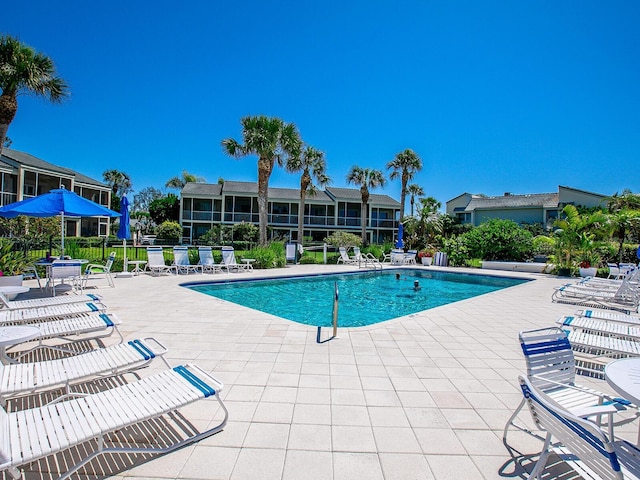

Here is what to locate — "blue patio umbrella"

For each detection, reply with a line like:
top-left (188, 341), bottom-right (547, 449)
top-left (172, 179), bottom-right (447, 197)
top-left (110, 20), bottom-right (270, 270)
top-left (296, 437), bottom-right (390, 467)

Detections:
top-left (637, 245), bottom-right (640, 261)
top-left (395, 223), bottom-right (404, 249)
top-left (117, 196), bottom-right (131, 274)
top-left (0, 188), bottom-right (120, 256)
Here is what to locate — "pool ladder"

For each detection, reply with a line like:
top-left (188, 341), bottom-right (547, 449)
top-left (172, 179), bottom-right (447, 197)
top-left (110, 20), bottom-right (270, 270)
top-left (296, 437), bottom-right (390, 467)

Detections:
top-left (317, 282), bottom-right (339, 343)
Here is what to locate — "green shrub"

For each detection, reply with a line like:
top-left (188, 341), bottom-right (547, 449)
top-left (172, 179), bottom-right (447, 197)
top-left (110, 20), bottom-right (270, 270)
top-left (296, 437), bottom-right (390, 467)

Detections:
top-left (324, 231), bottom-right (362, 248)
top-left (442, 236), bottom-right (471, 267)
top-left (299, 255), bottom-right (320, 264)
top-left (363, 244), bottom-right (383, 260)
top-left (156, 221), bottom-right (182, 240)
top-left (532, 235), bottom-right (555, 256)
top-left (464, 219), bottom-right (534, 261)
top-left (245, 242), bottom-right (285, 269)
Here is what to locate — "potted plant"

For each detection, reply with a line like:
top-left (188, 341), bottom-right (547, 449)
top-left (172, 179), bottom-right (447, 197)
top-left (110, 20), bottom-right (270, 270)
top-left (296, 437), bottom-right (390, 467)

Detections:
top-left (0, 238), bottom-right (32, 286)
top-left (577, 250), bottom-right (601, 278)
top-left (418, 249), bottom-right (434, 266)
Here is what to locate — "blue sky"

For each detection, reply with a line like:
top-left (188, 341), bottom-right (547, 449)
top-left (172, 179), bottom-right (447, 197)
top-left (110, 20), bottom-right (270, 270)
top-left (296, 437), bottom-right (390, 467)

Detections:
top-left (4, 1), bottom-right (639, 211)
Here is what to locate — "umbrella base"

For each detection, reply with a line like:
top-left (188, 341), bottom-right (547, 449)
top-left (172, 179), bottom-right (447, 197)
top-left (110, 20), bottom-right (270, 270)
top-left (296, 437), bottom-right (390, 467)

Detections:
top-left (115, 272), bottom-right (133, 278)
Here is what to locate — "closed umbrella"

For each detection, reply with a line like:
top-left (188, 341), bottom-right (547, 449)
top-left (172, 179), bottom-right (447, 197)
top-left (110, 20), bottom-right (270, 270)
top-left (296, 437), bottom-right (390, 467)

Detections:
top-left (395, 223), bottom-right (404, 249)
top-left (0, 188), bottom-right (120, 256)
top-left (116, 196), bottom-right (132, 277)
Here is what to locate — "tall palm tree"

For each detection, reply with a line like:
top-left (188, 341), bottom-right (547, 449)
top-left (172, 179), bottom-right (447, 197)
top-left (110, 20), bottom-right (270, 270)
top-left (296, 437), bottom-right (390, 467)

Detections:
top-left (103, 169), bottom-right (133, 210)
top-left (286, 145), bottom-right (330, 244)
top-left (346, 166), bottom-right (386, 245)
top-left (222, 115), bottom-right (302, 245)
top-left (0, 35), bottom-right (68, 158)
top-left (165, 171), bottom-right (206, 190)
top-left (406, 184), bottom-right (424, 217)
top-left (386, 149), bottom-right (422, 222)
top-left (605, 190), bottom-right (640, 264)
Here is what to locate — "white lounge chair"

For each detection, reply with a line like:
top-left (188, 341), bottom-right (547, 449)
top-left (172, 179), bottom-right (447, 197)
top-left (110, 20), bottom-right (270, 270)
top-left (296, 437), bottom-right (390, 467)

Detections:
top-left (198, 246), bottom-right (222, 273)
top-left (0, 337), bottom-right (168, 405)
top-left (518, 375), bottom-right (640, 480)
top-left (503, 327), bottom-right (636, 446)
top-left (220, 246), bottom-right (250, 272)
top-left (0, 363), bottom-right (228, 480)
top-left (0, 292), bottom-right (102, 311)
top-left (82, 252), bottom-right (116, 288)
top-left (7, 313), bottom-right (124, 363)
top-left (575, 308), bottom-right (640, 326)
top-left (551, 280), bottom-right (639, 313)
top-left (0, 300), bottom-right (106, 326)
top-left (145, 247), bottom-right (177, 276)
top-left (566, 329), bottom-right (640, 358)
top-left (558, 315), bottom-right (640, 341)
top-left (172, 246), bottom-right (203, 274)
top-left (336, 247), bottom-right (358, 265)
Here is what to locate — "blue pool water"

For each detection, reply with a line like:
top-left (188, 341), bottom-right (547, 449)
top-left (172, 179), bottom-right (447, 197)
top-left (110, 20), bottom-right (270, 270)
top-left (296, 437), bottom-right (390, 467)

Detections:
top-left (187, 269), bottom-right (527, 327)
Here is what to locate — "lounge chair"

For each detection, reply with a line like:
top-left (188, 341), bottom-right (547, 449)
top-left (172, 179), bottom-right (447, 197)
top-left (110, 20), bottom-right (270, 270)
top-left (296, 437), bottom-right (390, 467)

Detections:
top-left (607, 262), bottom-right (623, 279)
top-left (0, 300), bottom-right (106, 326)
top-left (220, 246), bottom-right (251, 272)
top-left (336, 247), bottom-right (358, 265)
top-left (172, 246), bottom-right (203, 274)
top-left (518, 375), bottom-right (640, 480)
top-left (0, 337), bottom-right (168, 405)
top-left (551, 280), bottom-right (639, 313)
top-left (0, 363), bottom-right (228, 480)
top-left (565, 329), bottom-right (640, 358)
top-left (558, 315), bottom-right (640, 341)
top-left (503, 327), bottom-right (635, 446)
top-left (82, 252), bottom-right (116, 288)
top-left (145, 247), bottom-right (177, 276)
top-left (6, 313), bottom-right (123, 361)
top-left (575, 308), bottom-right (640, 326)
top-left (198, 246), bottom-right (222, 273)
top-left (0, 292), bottom-right (102, 311)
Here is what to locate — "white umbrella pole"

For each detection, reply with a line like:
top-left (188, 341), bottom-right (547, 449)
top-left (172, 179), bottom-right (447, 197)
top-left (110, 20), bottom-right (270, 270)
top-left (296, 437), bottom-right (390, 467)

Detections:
top-left (116, 238), bottom-right (133, 278)
top-left (60, 212), bottom-right (65, 258)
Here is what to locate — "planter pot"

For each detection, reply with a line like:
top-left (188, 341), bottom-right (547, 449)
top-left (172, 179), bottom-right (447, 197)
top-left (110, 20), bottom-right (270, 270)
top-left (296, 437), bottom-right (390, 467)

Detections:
top-left (557, 267), bottom-right (572, 277)
top-left (421, 257), bottom-right (433, 266)
top-left (579, 267), bottom-right (597, 278)
top-left (0, 274), bottom-right (23, 287)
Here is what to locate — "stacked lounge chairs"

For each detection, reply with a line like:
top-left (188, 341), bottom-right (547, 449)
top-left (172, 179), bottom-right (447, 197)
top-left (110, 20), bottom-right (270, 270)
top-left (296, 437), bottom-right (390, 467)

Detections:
top-left (0, 289), bottom-right (228, 480)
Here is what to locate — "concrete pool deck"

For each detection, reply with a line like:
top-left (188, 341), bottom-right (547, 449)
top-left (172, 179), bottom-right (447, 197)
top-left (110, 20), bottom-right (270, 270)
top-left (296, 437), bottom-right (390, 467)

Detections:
top-left (13, 265), bottom-right (639, 480)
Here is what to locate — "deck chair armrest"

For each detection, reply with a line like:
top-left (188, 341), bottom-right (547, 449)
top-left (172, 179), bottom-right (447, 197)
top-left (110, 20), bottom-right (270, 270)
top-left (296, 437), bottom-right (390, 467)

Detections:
top-left (571, 404), bottom-right (621, 418)
top-left (182, 363), bottom-right (225, 393)
top-left (139, 337), bottom-right (169, 356)
top-left (530, 374), bottom-right (619, 403)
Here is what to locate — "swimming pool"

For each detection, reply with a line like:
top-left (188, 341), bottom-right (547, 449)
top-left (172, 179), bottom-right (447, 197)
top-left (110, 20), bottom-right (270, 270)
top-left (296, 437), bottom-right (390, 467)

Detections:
top-left (187, 269), bottom-right (528, 327)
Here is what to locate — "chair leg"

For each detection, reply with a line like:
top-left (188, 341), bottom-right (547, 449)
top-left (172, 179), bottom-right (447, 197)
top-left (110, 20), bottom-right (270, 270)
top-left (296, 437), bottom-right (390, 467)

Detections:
top-left (529, 433), bottom-right (552, 480)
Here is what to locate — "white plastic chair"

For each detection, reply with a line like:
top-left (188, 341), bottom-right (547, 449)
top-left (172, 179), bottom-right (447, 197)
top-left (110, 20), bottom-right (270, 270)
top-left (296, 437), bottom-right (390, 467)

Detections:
top-left (0, 291), bottom-right (102, 311)
top-left (145, 247), bottom-right (177, 276)
top-left (82, 252), bottom-right (116, 288)
top-left (0, 299), bottom-right (106, 325)
top-left (519, 375), bottom-right (640, 480)
top-left (49, 260), bottom-right (83, 296)
top-left (221, 246), bottom-right (251, 272)
top-left (503, 327), bottom-right (636, 446)
top-left (172, 246), bottom-right (203, 274)
top-left (198, 246), bottom-right (222, 273)
top-left (336, 247), bottom-right (358, 265)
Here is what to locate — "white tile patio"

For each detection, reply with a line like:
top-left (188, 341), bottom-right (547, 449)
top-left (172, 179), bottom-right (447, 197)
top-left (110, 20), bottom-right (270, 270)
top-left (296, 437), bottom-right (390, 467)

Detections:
top-left (10, 264), bottom-right (638, 480)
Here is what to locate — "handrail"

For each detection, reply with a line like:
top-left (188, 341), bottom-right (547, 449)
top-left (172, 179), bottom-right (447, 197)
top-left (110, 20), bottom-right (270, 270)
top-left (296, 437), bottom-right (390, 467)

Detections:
top-left (317, 281), bottom-right (339, 343)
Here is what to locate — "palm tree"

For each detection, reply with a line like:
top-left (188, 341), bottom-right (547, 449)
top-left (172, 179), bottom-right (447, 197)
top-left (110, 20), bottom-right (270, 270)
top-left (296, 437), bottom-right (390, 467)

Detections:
top-left (286, 145), bottom-right (330, 244)
top-left (222, 115), bottom-right (302, 245)
top-left (165, 171), bottom-right (206, 190)
top-left (386, 149), bottom-right (422, 222)
top-left (0, 35), bottom-right (68, 158)
top-left (346, 166), bottom-right (386, 245)
top-left (406, 184), bottom-right (424, 217)
top-left (605, 190), bottom-right (640, 264)
top-left (103, 169), bottom-right (133, 210)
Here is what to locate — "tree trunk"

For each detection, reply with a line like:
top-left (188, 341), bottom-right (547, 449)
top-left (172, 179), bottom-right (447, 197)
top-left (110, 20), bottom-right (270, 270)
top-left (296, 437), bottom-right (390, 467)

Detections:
top-left (399, 172), bottom-right (408, 222)
top-left (298, 170), bottom-right (311, 244)
top-left (257, 158), bottom-right (272, 246)
top-left (361, 188), bottom-right (369, 245)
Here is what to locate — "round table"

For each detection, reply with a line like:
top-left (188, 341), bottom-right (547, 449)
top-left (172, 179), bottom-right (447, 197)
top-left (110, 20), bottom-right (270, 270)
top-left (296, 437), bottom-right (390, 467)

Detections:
top-left (0, 285), bottom-right (29, 300)
top-left (605, 357), bottom-right (640, 405)
top-left (0, 325), bottom-right (40, 364)
top-left (127, 260), bottom-right (147, 275)
top-left (242, 259), bottom-right (255, 271)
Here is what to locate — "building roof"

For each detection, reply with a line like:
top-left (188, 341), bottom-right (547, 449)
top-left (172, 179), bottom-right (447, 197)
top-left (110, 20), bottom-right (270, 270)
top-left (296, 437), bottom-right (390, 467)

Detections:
top-left (325, 187), bottom-right (400, 207)
top-left (1, 148), bottom-right (108, 188)
top-left (465, 192), bottom-right (559, 211)
top-left (182, 183), bottom-right (223, 196)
